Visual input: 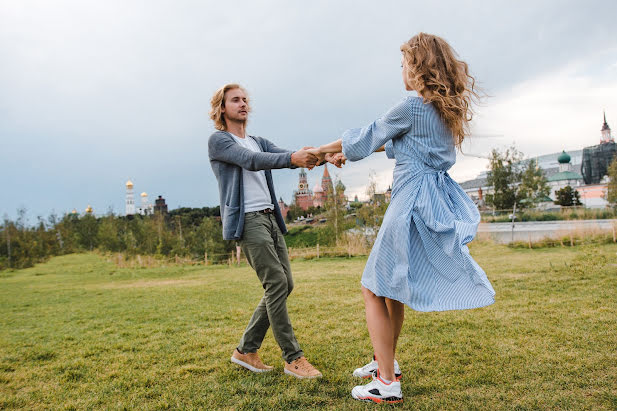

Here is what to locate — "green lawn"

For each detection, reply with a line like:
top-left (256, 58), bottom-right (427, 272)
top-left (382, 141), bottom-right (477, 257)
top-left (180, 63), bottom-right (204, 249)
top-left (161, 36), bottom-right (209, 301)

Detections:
top-left (1, 242), bottom-right (616, 410)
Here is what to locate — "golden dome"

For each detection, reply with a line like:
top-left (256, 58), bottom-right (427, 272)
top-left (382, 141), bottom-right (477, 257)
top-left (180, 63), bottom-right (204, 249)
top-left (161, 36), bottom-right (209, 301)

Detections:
top-left (85, 205), bottom-right (93, 213)
top-left (126, 179), bottom-right (134, 188)
top-left (71, 209), bottom-right (77, 214)
top-left (141, 192), bottom-right (147, 197)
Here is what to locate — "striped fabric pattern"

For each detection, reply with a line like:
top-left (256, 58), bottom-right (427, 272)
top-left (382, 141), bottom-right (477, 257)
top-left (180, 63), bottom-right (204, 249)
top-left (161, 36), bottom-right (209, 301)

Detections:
top-left (342, 96), bottom-right (495, 312)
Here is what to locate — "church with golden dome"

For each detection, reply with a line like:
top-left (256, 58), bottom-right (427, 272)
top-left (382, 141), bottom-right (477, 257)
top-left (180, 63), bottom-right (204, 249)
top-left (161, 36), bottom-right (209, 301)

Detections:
top-left (125, 179), bottom-right (154, 216)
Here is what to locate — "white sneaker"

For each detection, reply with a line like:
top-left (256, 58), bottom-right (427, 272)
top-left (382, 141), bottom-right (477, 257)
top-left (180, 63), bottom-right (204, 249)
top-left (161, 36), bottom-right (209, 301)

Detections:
top-left (352, 355), bottom-right (401, 380)
top-left (351, 372), bottom-right (403, 404)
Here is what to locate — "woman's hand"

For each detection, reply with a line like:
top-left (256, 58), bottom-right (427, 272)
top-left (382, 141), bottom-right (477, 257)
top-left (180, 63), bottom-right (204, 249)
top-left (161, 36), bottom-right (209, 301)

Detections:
top-left (325, 152), bottom-right (347, 168)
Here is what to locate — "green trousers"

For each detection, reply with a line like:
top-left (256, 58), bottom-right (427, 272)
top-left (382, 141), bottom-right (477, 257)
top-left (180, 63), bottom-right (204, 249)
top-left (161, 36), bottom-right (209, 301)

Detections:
top-left (237, 212), bottom-right (303, 363)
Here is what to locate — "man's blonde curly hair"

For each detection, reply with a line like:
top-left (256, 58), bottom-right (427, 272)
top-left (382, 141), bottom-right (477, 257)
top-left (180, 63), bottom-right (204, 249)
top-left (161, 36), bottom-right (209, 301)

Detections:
top-left (401, 33), bottom-right (481, 149)
top-left (209, 84), bottom-right (251, 131)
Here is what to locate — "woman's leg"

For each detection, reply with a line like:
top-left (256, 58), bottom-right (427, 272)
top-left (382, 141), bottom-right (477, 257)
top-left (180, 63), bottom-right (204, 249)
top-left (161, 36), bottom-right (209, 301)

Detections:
top-left (362, 286), bottom-right (396, 381)
top-left (385, 298), bottom-right (405, 354)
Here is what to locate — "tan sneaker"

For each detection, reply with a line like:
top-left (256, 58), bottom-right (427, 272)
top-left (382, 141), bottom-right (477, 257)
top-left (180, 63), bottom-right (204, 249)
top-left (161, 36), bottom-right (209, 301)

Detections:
top-left (230, 349), bottom-right (274, 373)
top-left (284, 356), bottom-right (322, 379)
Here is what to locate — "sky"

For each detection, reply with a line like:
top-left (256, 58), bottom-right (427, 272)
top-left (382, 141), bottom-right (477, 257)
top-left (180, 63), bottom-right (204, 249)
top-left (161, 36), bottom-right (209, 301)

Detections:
top-left (1, 0), bottom-right (616, 222)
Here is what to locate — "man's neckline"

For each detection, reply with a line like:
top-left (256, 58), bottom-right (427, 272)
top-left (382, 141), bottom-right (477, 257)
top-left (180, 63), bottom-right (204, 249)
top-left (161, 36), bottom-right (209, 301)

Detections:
top-left (229, 132), bottom-right (249, 139)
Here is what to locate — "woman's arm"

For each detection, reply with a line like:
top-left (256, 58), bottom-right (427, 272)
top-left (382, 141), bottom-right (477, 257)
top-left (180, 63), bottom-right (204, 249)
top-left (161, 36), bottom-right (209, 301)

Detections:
top-left (312, 140), bottom-right (383, 154)
top-left (318, 139), bottom-right (343, 153)
top-left (340, 98), bottom-right (412, 161)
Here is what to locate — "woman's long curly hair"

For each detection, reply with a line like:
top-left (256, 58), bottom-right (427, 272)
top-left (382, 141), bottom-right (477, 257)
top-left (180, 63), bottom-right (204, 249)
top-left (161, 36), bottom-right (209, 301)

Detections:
top-left (401, 33), bottom-right (481, 149)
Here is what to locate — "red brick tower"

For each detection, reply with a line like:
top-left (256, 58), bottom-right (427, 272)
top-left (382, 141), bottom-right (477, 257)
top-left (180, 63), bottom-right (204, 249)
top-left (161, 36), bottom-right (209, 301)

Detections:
top-left (321, 164), bottom-right (334, 203)
top-left (294, 168), bottom-right (314, 210)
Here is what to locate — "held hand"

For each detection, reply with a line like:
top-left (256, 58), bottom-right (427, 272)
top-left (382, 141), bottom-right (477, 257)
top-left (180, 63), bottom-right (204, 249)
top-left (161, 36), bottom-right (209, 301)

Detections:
top-left (306, 148), bottom-right (326, 164)
top-left (291, 149), bottom-right (319, 169)
top-left (325, 152), bottom-right (347, 168)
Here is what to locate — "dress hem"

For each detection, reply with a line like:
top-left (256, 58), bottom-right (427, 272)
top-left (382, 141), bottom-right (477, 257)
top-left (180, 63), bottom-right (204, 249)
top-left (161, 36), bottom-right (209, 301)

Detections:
top-left (360, 280), bottom-right (495, 313)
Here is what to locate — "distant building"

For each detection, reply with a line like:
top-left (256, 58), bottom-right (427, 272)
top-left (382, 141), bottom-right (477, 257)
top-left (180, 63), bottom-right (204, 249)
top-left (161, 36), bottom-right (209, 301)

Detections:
top-left (136, 192), bottom-right (154, 215)
top-left (384, 186), bottom-right (392, 203)
top-left (125, 179), bottom-right (135, 215)
top-left (293, 168), bottom-right (314, 210)
top-left (321, 164), bottom-right (335, 201)
top-left (312, 182), bottom-right (325, 208)
top-left (154, 195), bottom-right (168, 215)
top-left (292, 164), bottom-right (346, 211)
top-left (335, 179), bottom-right (347, 203)
top-left (581, 113), bottom-right (616, 185)
top-left (460, 112), bottom-right (613, 209)
top-left (547, 150), bottom-right (584, 192)
top-left (125, 180), bottom-right (157, 215)
top-left (278, 197), bottom-right (289, 218)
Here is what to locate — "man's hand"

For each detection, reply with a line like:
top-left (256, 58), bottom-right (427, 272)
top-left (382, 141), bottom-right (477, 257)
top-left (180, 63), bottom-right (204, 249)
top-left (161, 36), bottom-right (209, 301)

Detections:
top-left (306, 148), bottom-right (326, 165)
top-left (291, 148), bottom-right (319, 169)
top-left (325, 152), bottom-right (347, 168)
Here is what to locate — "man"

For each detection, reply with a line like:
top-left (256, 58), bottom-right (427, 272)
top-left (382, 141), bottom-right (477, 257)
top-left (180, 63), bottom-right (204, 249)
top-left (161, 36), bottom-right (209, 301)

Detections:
top-left (208, 83), bottom-right (322, 378)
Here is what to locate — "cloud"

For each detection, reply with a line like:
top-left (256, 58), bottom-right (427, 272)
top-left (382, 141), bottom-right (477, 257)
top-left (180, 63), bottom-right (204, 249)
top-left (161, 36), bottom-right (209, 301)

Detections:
top-left (1, 1), bottom-right (617, 219)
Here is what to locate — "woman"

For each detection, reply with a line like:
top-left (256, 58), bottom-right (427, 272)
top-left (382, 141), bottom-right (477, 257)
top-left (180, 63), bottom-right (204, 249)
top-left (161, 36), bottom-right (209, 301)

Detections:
top-left (313, 33), bottom-right (495, 404)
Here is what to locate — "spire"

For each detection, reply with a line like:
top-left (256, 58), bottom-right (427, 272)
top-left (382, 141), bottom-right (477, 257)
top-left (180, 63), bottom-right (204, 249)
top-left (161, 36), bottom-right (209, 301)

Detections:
top-left (602, 110), bottom-right (610, 131)
top-left (601, 110), bottom-right (613, 143)
top-left (322, 163), bottom-right (330, 178)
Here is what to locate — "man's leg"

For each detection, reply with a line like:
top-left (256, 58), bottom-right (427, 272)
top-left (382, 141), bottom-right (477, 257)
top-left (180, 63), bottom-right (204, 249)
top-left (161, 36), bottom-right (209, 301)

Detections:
top-left (238, 213), bottom-right (303, 362)
top-left (237, 297), bottom-right (270, 354)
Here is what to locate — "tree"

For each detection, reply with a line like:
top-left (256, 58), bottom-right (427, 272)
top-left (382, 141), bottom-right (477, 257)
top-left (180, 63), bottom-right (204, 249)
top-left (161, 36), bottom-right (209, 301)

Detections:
top-left (324, 178), bottom-right (348, 245)
top-left (554, 186), bottom-right (582, 206)
top-left (285, 204), bottom-right (305, 223)
top-left (518, 158), bottom-right (550, 208)
top-left (485, 146), bottom-right (524, 210)
top-left (75, 213), bottom-right (98, 250)
top-left (97, 216), bottom-right (121, 252)
top-left (607, 156), bottom-right (617, 206)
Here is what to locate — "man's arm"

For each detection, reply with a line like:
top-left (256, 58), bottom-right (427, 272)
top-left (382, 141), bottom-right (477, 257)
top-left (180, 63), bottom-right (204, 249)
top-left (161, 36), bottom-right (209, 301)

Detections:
top-left (259, 137), bottom-right (319, 169)
top-left (261, 138), bottom-right (293, 154)
top-left (209, 133), bottom-right (317, 170)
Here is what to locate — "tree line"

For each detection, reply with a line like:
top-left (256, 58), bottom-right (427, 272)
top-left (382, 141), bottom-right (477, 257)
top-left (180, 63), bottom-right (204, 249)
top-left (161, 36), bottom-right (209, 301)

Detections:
top-left (3, 149), bottom-right (615, 271)
top-left (0, 207), bottom-right (233, 270)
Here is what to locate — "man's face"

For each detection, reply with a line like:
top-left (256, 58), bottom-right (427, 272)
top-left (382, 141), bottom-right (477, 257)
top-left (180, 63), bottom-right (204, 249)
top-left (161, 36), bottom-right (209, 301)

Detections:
top-left (222, 88), bottom-right (249, 124)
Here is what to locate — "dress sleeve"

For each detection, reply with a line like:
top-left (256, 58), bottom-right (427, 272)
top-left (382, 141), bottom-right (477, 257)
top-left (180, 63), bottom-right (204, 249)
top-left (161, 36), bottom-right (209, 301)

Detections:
top-left (384, 140), bottom-right (395, 159)
top-left (341, 98), bottom-right (413, 161)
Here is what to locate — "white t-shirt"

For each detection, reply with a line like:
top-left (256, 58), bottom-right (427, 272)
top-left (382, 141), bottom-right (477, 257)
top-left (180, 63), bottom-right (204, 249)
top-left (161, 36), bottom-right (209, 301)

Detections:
top-left (230, 133), bottom-right (274, 213)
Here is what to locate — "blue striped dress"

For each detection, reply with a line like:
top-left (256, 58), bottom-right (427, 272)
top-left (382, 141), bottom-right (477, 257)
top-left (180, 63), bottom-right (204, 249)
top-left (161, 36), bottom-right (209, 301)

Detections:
top-left (342, 96), bottom-right (495, 312)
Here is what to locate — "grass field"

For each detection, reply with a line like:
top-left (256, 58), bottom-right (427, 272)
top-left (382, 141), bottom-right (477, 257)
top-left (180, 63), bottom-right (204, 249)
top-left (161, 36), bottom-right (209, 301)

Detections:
top-left (1, 242), bottom-right (616, 410)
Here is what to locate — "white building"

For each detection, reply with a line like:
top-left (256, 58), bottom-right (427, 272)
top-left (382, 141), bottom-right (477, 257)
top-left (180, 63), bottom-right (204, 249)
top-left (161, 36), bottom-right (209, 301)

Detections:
top-left (125, 179), bottom-right (135, 215)
top-left (125, 180), bottom-right (154, 216)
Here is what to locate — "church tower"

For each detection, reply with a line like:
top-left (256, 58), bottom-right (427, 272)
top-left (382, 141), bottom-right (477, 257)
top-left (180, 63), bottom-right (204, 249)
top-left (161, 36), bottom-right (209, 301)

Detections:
top-left (321, 164), bottom-right (334, 202)
top-left (125, 179), bottom-right (135, 216)
top-left (601, 111), bottom-right (613, 144)
top-left (294, 168), bottom-right (314, 210)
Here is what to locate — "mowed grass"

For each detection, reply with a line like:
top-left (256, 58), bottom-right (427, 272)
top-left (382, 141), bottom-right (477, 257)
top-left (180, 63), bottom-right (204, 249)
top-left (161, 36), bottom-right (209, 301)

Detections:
top-left (1, 243), bottom-right (616, 410)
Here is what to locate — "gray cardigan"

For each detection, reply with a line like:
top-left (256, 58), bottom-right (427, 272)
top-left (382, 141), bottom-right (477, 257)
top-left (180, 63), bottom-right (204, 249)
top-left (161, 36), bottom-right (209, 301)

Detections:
top-left (208, 130), bottom-right (293, 240)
